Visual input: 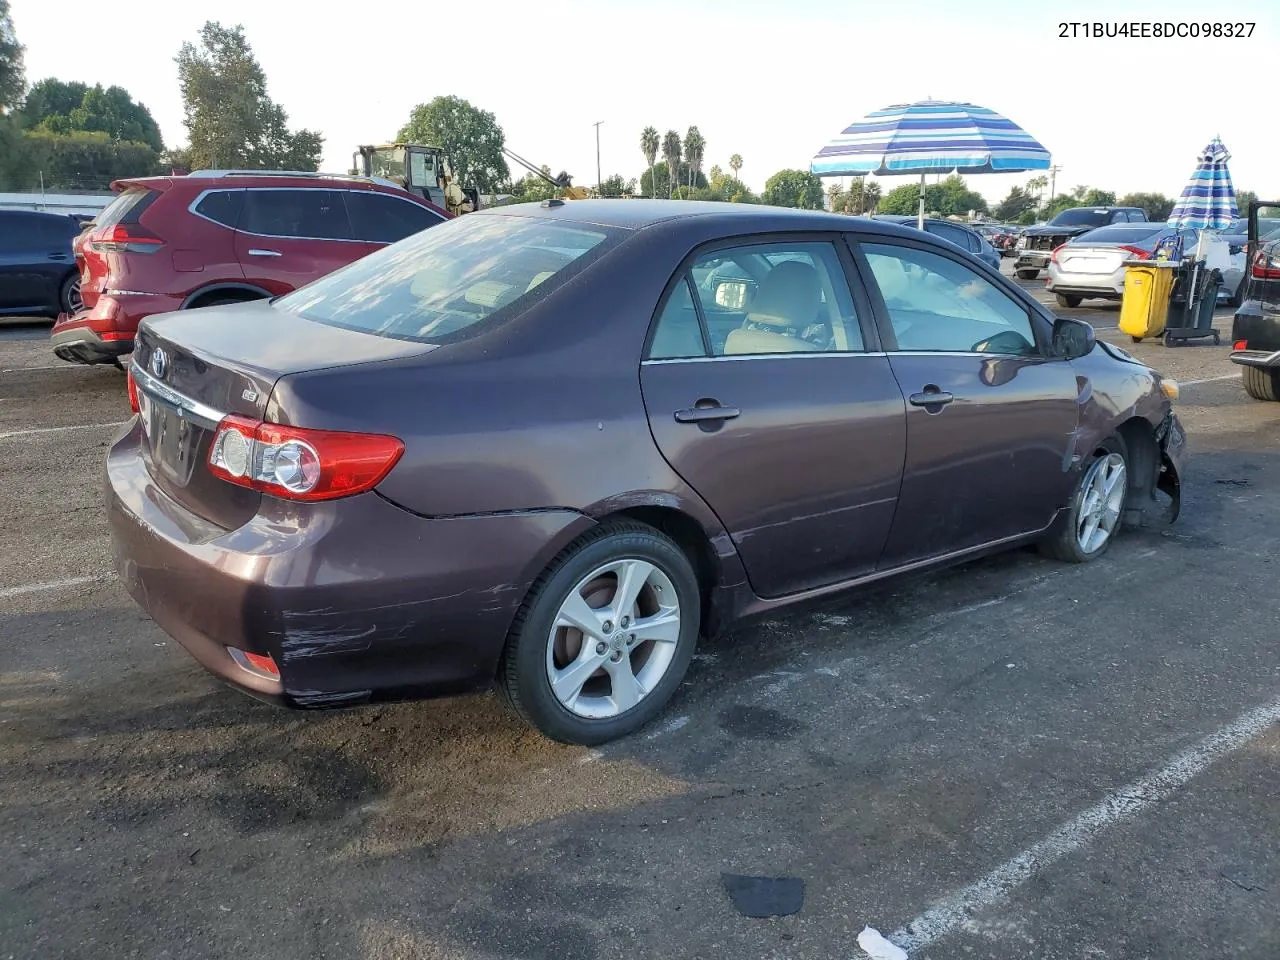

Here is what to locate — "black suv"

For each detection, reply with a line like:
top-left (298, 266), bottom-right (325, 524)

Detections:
top-left (1015, 206), bottom-right (1148, 279)
top-left (1229, 200), bottom-right (1280, 401)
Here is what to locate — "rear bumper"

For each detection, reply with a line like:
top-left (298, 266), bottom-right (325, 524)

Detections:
top-left (1045, 266), bottom-right (1125, 298)
top-left (1229, 349), bottom-right (1280, 368)
top-left (1229, 301), bottom-right (1280, 364)
top-left (105, 422), bottom-right (595, 708)
top-left (1015, 252), bottom-right (1051, 269)
top-left (50, 293), bottom-right (184, 365)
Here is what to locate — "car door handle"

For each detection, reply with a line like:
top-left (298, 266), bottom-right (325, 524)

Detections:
top-left (674, 404), bottom-right (741, 423)
top-left (908, 389), bottom-right (955, 407)
top-left (246, 248), bottom-right (282, 257)
top-left (49, 253), bottom-right (69, 261)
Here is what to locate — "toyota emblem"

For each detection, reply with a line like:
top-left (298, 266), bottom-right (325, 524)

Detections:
top-left (150, 347), bottom-right (167, 378)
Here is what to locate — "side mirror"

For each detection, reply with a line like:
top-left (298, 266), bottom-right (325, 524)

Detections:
top-left (1052, 316), bottom-right (1095, 360)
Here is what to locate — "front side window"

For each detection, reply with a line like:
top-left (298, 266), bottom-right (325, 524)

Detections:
top-left (861, 242), bottom-right (1039, 356)
top-left (241, 189), bottom-right (352, 240)
top-left (278, 213), bottom-right (612, 344)
top-left (649, 240), bottom-right (862, 358)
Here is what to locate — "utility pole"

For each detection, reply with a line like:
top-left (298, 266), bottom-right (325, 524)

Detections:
top-left (1048, 164), bottom-right (1062, 207)
top-left (593, 121), bottom-right (604, 196)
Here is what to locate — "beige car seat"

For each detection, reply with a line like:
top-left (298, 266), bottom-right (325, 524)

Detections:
top-left (724, 260), bottom-right (825, 354)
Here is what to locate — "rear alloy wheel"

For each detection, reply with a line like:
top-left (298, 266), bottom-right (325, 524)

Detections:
top-left (59, 273), bottom-right (83, 314)
top-left (1016, 269), bottom-right (1039, 280)
top-left (500, 523), bottom-right (700, 745)
top-left (1056, 293), bottom-right (1083, 308)
top-left (1242, 365), bottom-right (1280, 402)
top-left (1040, 437), bottom-right (1129, 563)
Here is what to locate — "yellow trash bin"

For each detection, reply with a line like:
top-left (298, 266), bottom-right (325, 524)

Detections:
top-left (1118, 262), bottom-right (1178, 341)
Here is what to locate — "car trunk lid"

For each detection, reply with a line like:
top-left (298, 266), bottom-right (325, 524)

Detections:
top-left (1055, 244), bottom-right (1134, 274)
top-left (132, 301), bottom-right (433, 529)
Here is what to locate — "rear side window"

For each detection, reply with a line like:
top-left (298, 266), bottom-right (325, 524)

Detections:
top-left (240, 189), bottom-right (352, 240)
top-left (95, 187), bottom-right (158, 230)
top-left (278, 214), bottom-right (613, 344)
top-left (194, 190), bottom-right (243, 228)
top-left (345, 191), bottom-right (444, 244)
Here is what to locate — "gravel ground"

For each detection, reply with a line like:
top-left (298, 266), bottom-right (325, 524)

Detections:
top-left (2, 274), bottom-right (1277, 960)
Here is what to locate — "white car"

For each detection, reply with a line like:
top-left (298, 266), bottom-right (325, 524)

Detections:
top-left (1045, 222), bottom-right (1246, 308)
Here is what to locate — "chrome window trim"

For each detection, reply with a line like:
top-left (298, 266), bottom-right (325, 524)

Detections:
top-left (130, 360), bottom-right (226, 429)
top-left (641, 349), bottom-right (1038, 365)
top-left (185, 187), bottom-right (444, 242)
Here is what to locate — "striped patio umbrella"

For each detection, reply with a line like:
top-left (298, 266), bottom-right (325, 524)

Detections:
top-left (810, 100), bottom-right (1051, 228)
top-left (1167, 137), bottom-right (1238, 231)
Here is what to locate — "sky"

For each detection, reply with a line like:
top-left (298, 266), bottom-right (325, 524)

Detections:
top-left (9, 0), bottom-right (1277, 206)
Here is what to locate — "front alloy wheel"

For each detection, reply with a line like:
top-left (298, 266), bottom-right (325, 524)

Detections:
top-left (1075, 453), bottom-right (1126, 555)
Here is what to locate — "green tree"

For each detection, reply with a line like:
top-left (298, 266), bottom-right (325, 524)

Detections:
top-left (19, 129), bottom-right (161, 189)
top-left (1234, 189), bottom-right (1257, 219)
top-left (20, 78), bottom-right (89, 126)
top-left (176, 22), bottom-right (323, 171)
top-left (994, 185), bottom-right (1036, 222)
top-left (641, 160), bottom-right (706, 199)
top-left (762, 169), bottom-right (824, 209)
top-left (729, 153), bottom-right (742, 180)
top-left (661, 130), bottom-right (681, 199)
top-left (879, 182), bottom-right (922, 216)
top-left (25, 81), bottom-right (163, 152)
top-left (399, 95), bottom-right (509, 192)
top-left (1117, 192), bottom-right (1175, 221)
top-left (683, 125), bottom-right (705, 193)
top-left (598, 173), bottom-right (635, 198)
top-left (640, 126), bottom-right (659, 198)
top-left (0, 0), bottom-right (22, 113)
top-left (829, 176), bottom-right (880, 215)
top-left (510, 165), bottom-right (558, 203)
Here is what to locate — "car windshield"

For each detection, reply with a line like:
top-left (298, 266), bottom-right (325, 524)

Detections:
top-left (1074, 224), bottom-right (1165, 244)
top-left (277, 214), bottom-right (613, 344)
top-left (1050, 209), bottom-right (1113, 227)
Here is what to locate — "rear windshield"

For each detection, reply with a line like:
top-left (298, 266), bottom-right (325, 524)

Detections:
top-left (1074, 224), bottom-right (1165, 243)
top-left (94, 187), bottom-right (157, 229)
top-left (1049, 209), bottom-right (1111, 227)
top-left (278, 213), bottom-right (614, 344)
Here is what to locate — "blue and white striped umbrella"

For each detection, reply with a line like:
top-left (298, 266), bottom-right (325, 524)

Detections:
top-left (809, 99), bottom-right (1051, 177)
top-left (1166, 137), bottom-right (1238, 231)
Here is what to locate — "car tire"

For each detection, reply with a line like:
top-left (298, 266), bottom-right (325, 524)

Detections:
top-left (499, 521), bottom-right (701, 745)
top-left (1016, 269), bottom-right (1039, 280)
top-left (1056, 293), bottom-right (1083, 308)
top-left (1039, 435), bottom-right (1129, 564)
top-left (1241, 365), bottom-right (1280, 402)
top-left (59, 273), bottom-right (83, 314)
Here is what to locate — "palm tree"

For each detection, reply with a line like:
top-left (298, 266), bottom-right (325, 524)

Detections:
top-left (662, 130), bottom-right (681, 199)
top-left (640, 127), bottom-right (659, 199)
top-left (729, 153), bottom-right (743, 181)
top-left (684, 126), bottom-right (705, 194)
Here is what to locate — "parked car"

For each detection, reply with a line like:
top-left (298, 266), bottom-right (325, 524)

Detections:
top-left (1015, 206), bottom-right (1149, 279)
top-left (50, 170), bottom-right (450, 366)
top-left (0, 209), bottom-right (85, 317)
top-left (871, 214), bottom-right (1001, 270)
top-left (1046, 222), bottom-right (1214, 308)
top-left (108, 201), bottom-right (1186, 745)
top-left (1229, 200), bottom-right (1280, 400)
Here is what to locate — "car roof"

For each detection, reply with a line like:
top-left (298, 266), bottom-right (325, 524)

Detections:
top-left (111, 173), bottom-right (416, 193)
top-left (476, 199), bottom-right (927, 237)
top-left (872, 213), bottom-right (977, 229)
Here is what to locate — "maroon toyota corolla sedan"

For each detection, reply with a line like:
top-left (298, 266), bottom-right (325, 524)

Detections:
top-left (106, 200), bottom-right (1186, 744)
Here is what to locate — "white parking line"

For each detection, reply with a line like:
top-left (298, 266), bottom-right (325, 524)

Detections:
top-left (1180, 374), bottom-right (1239, 387)
top-left (862, 695), bottom-right (1280, 957)
top-left (0, 575), bottom-right (113, 600)
top-left (1, 364), bottom-right (86, 373)
top-left (0, 421), bottom-right (128, 441)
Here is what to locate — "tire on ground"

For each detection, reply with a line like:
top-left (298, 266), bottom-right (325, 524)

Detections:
top-left (1241, 365), bottom-right (1280, 402)
top-left (1039, 434), bottom-right (1130, 564)
top-left (499, 521), bottom-right (701, 745)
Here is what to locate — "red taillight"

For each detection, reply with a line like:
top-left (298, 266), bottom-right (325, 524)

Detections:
top-left (88, 223), bottom-right (164, 254)
top-left (127, 368), bottom-right (139, 414)
top-left (207, 415), bottom-right (405, 502)
top-left (1049, 244), bottom-right (1064, 264)
top-left (1234, 340), bottom-right (1248, 351)
top-left (1117, 245), bottom-right (1151, 260)
top-left (1252, 251), bottom-right (1280, 279)
top-left (242, 651), bottom-right (280, 678)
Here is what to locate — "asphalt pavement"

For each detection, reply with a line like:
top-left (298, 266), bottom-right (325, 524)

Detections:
top-left (2, 271), bottom-right (1278, 960)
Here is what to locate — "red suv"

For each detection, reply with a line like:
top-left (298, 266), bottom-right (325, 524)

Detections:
top-left (50, 170), bottom-right (450, 365)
